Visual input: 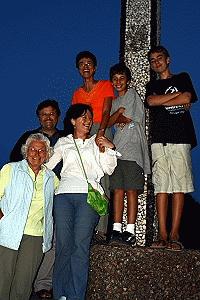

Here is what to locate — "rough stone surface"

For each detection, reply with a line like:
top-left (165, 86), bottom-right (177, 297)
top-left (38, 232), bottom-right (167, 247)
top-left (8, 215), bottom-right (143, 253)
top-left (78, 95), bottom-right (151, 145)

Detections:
top-left (86, 244), bottom-right (200, 299)
top-left (119, 0), bottom-right (161, 246)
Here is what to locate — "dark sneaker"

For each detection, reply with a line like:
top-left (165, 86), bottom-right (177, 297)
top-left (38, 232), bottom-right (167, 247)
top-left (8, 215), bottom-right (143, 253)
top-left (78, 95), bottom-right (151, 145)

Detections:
top-left (35, 289), bottom-right (53, 299)
top-left (110, 230), bottom-right (122, 244)
top-left (92, 231), bottom-right (108, 245)
top-left (122, 231), bottom-right (136, 246)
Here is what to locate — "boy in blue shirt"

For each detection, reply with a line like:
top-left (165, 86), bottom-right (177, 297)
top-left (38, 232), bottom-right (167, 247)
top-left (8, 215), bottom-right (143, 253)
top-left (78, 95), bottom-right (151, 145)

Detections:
top-left (108, 63), bottom-right (150, 245)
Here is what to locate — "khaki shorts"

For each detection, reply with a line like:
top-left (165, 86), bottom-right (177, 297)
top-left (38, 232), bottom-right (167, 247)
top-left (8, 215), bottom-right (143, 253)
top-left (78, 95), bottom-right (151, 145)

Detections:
top-left (151, 143), bottom-right (194, 194)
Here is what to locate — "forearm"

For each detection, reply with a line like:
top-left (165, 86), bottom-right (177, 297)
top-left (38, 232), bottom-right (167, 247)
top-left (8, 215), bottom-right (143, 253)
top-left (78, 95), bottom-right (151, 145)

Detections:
top-left (147, 92), bottom-right (180, 106)
top-left (163, 92), bottom-right (191, 106)
top-left (108, 111), bottom-right (122, 127)
top-left (97, 97), bottom-right (113, 135)
top-left (99, 111), bottom-right (110, 130)
top-left (116, 114), bottom-right (132, 124)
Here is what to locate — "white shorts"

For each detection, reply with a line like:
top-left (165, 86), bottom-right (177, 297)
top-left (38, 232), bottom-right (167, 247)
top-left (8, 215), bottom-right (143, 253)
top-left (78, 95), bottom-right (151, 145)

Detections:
top-left (151, 143), bottom-right (194, 194)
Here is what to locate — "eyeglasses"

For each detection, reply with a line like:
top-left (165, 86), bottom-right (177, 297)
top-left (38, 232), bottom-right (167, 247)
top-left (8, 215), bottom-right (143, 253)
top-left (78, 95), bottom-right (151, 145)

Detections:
top-left (28, 147), bottom-right (47, 155)
top-left (39, 112), bottom-right (57, 117)
top-left (78, 61), bottom-right (94, 68)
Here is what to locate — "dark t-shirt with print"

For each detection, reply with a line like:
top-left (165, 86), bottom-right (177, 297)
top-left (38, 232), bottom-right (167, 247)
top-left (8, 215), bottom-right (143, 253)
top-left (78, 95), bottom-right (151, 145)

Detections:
top-left (145, 72), bottom-right (197, 148)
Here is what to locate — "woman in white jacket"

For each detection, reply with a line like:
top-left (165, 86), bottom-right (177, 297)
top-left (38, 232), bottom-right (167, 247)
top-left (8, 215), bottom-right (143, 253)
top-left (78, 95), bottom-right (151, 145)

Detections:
top-left (46, 103), bottom-right (118, 300)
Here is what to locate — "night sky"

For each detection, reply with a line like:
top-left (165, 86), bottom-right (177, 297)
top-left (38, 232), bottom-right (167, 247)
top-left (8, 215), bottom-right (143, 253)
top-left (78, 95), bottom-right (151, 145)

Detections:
top-left (1, 1), bottom-right (199, 201)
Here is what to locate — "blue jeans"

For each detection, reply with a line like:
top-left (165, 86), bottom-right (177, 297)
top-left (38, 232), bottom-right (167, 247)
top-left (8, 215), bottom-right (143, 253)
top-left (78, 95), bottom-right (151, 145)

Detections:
top-left (53, 193), bottom-right (99, 300)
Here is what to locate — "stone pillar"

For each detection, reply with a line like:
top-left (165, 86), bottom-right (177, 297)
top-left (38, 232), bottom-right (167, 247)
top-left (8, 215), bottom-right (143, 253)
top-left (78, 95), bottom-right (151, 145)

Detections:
top-left (119, 0), bottom-right (161, 245)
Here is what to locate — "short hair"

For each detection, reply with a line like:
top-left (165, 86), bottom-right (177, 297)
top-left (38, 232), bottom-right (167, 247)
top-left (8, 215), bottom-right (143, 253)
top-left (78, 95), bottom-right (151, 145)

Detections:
top-left (109, 63), bottom-right (132, 82)
top-left (147, 45), bottom-right (170, 61)
top-left (21, 133), bottom-right (53, 162)
top-left (36, 99), bottom-right (61, 116)
top-left (64, 103), bottom-right (93, 135)
top-left (75, 51), bottom-right (97, 68)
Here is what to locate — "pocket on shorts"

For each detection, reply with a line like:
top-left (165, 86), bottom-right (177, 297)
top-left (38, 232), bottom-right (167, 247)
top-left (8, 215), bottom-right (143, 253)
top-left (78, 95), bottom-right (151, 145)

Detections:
top-left (151, 144), bottom-right (168, 186)
top-left (151, 144), bottom-right (165, 166)
top-left (171, 144), bottom-right (192, 181)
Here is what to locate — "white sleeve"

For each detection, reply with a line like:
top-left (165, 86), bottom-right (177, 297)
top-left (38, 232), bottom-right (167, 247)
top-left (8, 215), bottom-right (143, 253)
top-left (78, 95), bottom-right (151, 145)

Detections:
top-left (45, 140), bottom-right (63, 170)
top-left (99, 148), bottom-right (120, 175)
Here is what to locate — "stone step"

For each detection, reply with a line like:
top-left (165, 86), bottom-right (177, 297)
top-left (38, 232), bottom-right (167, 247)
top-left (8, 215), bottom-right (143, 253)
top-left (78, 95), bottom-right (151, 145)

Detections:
top-left (86, 244), bottom-right (200, 299)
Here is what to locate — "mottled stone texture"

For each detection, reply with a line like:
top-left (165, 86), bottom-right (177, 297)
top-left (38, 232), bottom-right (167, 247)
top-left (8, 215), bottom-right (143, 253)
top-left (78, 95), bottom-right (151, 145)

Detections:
top-left (119, 0), bottom-right (161, 246)
top-left (86, 244), bottom-right (200, 299)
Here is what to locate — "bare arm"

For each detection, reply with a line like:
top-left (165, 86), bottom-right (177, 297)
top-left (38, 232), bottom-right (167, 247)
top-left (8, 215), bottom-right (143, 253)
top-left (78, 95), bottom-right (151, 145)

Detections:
top-left (97, 97), bottom-right (113, 136)
top-left (163, 92), bottom-right (192, 106)
top-left (96, 97), bottom-right (112, 152)
top-left (147, 92), bottom-right (180, 106)
top-left (115, 114), bottom-right (132, 124)
top-left (108, 107), bottom-right (125, 127)
top-left (147, 91), bottom-right (192, 107)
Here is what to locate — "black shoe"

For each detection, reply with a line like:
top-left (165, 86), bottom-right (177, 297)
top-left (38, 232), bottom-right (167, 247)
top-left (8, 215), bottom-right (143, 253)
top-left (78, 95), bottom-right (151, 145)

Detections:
top-left (110, 230), bottom-right (122, 244)
top-left (122, 231), bottom-right (136, 246)
top-left (92, 231), bottom-right (108, 245)
top-left (35, 289), bottom-right (53, 299)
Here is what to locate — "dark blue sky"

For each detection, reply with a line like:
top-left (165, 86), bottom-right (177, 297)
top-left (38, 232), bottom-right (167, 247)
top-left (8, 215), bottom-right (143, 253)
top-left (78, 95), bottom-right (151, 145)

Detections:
top-left (1, 1), bottom-right (120, 159)
top-left (1, 1), bottom-right (199, 201)
top-left (162, 1), bottom-right (200, 201)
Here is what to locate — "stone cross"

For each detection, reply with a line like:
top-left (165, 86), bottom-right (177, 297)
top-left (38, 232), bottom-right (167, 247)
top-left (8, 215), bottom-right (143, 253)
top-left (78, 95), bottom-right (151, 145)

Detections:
top-left (119, 0), bottom-right (160, 245)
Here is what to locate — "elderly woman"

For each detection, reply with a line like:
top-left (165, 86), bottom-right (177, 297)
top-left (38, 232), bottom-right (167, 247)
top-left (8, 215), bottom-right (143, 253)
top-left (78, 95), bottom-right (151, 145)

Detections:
top-left (0, 133), bottom-right (59, 300)
top-left (46, 104), bottom-right (118, 300)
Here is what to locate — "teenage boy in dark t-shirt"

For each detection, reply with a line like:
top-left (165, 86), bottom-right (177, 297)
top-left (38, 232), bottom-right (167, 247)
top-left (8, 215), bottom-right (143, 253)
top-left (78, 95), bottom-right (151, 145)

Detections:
top-left (145, 45), bottom-right (197, 251)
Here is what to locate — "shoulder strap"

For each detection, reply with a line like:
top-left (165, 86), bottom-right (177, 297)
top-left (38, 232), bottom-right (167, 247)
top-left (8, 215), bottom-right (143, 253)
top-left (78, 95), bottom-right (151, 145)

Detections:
top-left (73, 138), bottom-right (88, 182)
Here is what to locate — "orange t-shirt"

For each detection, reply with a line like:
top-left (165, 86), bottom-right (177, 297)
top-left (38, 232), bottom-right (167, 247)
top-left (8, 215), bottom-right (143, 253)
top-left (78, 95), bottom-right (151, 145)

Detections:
top-left (72, 80), bottom-right (114, 123)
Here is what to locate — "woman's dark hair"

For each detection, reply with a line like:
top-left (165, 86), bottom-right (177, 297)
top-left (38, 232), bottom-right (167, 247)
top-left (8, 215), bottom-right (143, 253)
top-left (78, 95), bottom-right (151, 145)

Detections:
top-left (36, 99), bottom-right (61, 116)
top-left (64, 103), bottom-right (93, 135)
top-left (75, 51), bottom-right (97, 68)
top-left (147, 45), bottom-right (170, 61)
top-left (110, 63), bottom-right (132, 82)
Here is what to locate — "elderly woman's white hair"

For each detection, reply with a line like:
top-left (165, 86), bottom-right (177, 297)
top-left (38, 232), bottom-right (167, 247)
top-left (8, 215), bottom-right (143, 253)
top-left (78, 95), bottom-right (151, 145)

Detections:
top-left (21, 133), bottom-right (53, 162)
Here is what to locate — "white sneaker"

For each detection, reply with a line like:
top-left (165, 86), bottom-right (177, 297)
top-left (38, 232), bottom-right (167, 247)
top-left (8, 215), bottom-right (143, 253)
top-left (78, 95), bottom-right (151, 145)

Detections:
top-left (59, 297), bottom-right (67, 300)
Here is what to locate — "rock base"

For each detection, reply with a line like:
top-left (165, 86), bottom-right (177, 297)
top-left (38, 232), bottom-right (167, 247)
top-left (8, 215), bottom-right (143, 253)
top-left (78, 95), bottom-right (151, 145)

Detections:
top-left (86, 244), bottom-right (200, 299)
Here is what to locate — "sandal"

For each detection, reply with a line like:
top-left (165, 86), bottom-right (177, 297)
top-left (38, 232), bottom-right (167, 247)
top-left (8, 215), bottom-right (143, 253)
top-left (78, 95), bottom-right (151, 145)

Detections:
top-left (166, 240), bottom-right (184, 252)
top-left (150, 239), bottom-right (168, 249)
